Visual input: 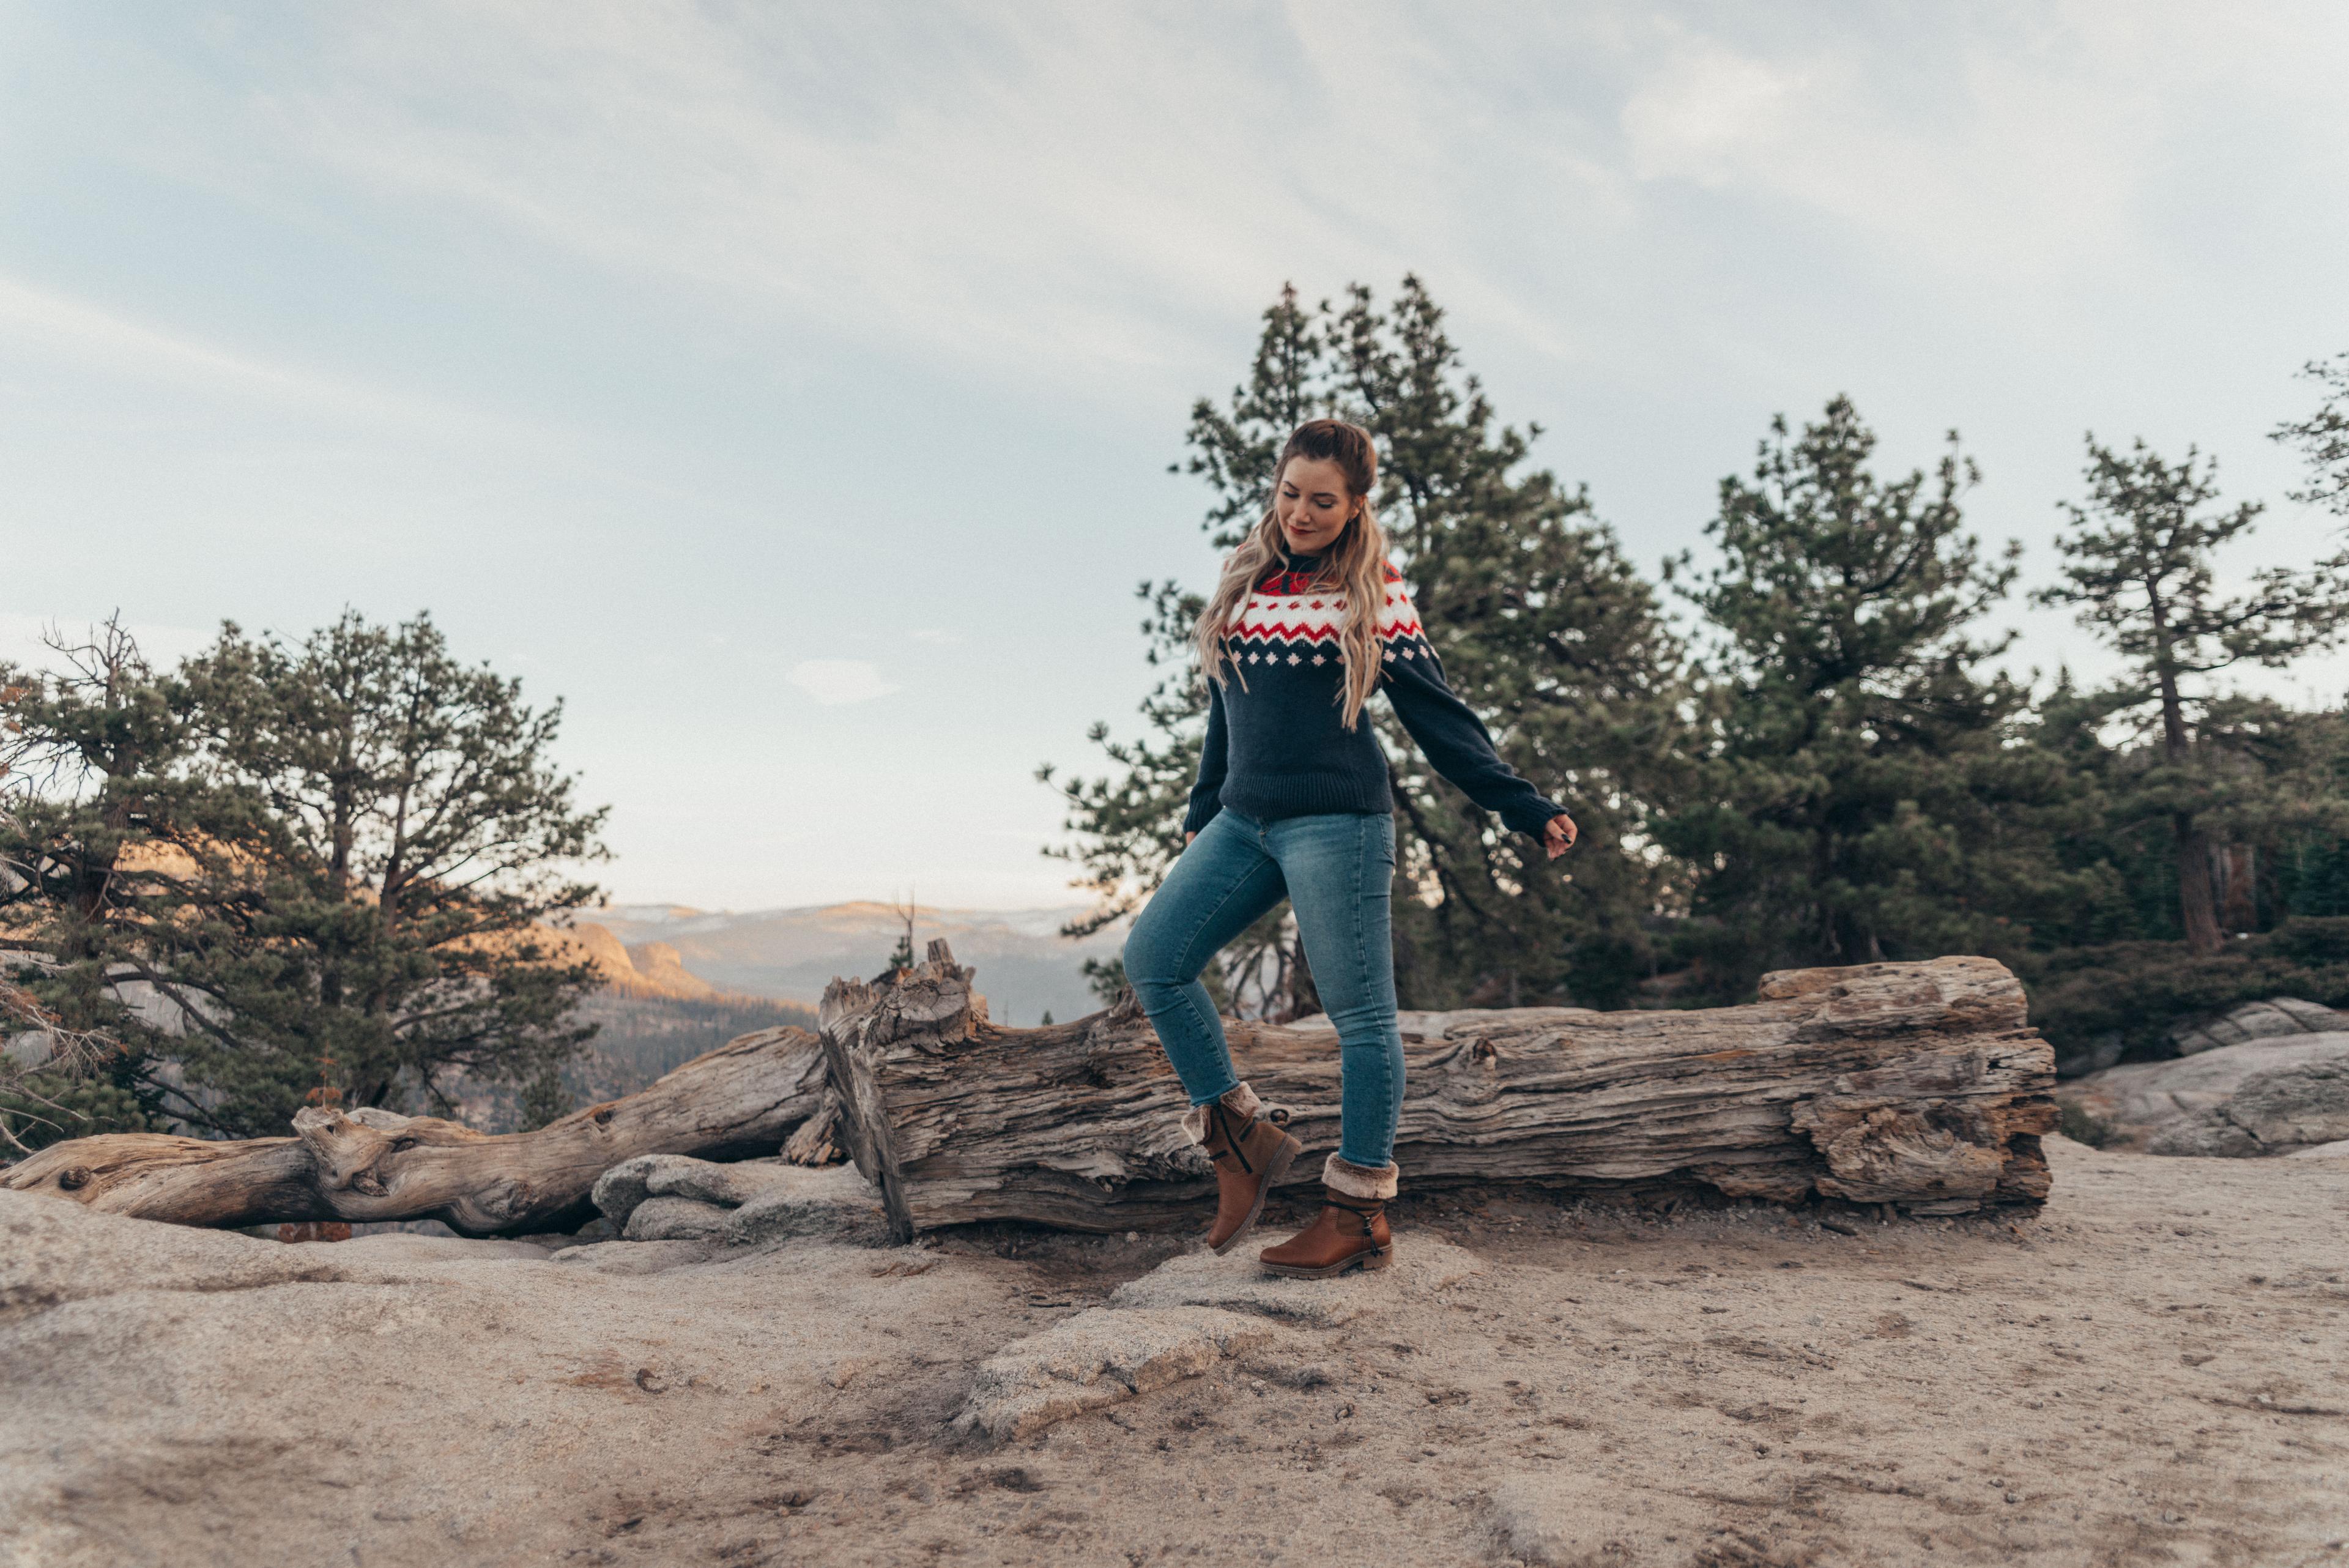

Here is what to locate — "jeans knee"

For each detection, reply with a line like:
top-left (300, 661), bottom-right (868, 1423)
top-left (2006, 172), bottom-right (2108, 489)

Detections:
top-left (1121, 920), bottom-right (1183, 993)
top-left (1325, 1003), bottom-right (1400, 1046)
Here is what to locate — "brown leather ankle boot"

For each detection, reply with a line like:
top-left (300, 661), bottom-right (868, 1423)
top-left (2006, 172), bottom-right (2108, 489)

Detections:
top-left (1184, 1083), bottom-right (1303, 1254)
top-left (1258, 1155), bottom-right (1397, 1279)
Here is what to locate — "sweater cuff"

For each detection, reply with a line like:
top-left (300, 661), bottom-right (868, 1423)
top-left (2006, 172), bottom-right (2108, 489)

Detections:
top-left (1501, 796), bottom-right (1566, 839)
top-left (1182, 798), bottom-right (1222, 838)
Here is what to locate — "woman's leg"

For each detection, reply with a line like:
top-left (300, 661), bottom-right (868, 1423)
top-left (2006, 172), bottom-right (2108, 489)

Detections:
top-left (1267, 812), bottom-right (1403, 1171)
top-left (1120, 810), bottom-right (1287, 1105)
top-left (1256, 811), bottom-right (1401, 1277)
top-left (1127, 811), bottom-right (1305, 1253)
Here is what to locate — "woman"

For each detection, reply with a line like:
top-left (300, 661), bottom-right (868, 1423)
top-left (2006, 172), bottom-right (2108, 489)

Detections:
top-left (1123, 418), bottom-right (1577, 1279)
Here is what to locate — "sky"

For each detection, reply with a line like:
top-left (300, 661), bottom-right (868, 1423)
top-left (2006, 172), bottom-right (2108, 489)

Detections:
top-left (4, 2), bottom-right (2347, 912)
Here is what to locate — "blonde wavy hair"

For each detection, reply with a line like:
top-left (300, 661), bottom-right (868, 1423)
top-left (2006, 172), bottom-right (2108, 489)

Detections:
top-left (1195, 419), bottom-right (1390, 732)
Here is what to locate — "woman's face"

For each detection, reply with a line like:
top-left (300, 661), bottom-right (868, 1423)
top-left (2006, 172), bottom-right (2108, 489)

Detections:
top-left (1275, 456), bottom-right (1358, 556)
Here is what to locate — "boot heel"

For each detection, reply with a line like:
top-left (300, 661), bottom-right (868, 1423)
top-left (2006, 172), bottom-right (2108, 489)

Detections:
top-left (1362, 1246), bottom-right (1393, 1271)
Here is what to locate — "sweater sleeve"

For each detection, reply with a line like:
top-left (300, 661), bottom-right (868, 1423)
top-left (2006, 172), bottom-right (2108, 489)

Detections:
top-left (1379, 592), bottom-right (1564, 839)
top-left (1182, 678), bottom-right (1230, 836)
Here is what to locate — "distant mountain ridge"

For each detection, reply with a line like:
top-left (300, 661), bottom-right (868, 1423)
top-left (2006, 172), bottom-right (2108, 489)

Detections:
top-left (588, 901), bottom-right (1122, 1028)
top-left (553, 922), bottom-right (732, 1001)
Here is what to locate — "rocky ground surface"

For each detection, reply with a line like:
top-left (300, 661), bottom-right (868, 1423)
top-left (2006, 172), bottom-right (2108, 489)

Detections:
top-left (3, 1135), bottom-right (2345, 1568)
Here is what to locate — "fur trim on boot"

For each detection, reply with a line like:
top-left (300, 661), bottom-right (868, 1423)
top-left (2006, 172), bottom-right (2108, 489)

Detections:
top-left (1180, 1082), bottom-right (1263, 1145)
top-left (1322, 1153), bottom-right (1399, 1202)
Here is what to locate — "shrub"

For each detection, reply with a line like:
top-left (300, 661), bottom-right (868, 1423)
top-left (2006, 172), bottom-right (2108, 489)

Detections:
top-left (2017, 920), bottom-right (2349, 1071)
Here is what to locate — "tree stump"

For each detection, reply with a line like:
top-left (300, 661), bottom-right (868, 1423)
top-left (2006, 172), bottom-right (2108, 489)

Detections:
top-left (820, 943), bottom-right (2056, 1241)
top-left (1, 1025), bottom-right (829, 1235)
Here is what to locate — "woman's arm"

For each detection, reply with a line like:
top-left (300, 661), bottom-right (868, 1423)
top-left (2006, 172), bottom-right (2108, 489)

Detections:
top-left (1181, 679), bottom-right (1230, 842)
top-left (1381, 636), bottom-right (1575, 856)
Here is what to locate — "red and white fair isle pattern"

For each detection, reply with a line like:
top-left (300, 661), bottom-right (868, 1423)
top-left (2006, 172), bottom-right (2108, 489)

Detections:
top-left (1226, 563), bottom-right (1429, 669)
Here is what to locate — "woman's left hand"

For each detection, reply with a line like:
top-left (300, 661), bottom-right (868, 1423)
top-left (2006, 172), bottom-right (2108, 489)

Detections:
top-left (1540, 812), bottom-right (1578, 861)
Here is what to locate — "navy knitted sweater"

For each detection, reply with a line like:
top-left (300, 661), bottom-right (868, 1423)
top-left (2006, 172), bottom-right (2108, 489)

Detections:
top-left (1182, 554), bottom-right (1565, 839)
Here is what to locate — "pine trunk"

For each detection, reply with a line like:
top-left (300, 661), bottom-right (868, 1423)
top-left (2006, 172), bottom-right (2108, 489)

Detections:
top-left (2175, 815), bottom-right (2225, 956)
top-left (822, 942), bottom-right (2057, 1243)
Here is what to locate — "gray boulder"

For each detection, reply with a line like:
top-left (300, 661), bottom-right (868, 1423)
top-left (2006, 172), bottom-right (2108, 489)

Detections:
top-left (2060, 1033), bottom-right (2349, 1155)
top-left (2148, 1058), bottom-right (2349, 1156)
top-left (724, 1165), bottom-right (892, 1247)
top-left (592, 1154), bottom-right (891, 1247)
top-left (2169, 997), bottom-right (2345, 1057)
top-left (622, 1195), bottom-right (734, 1242)
top-left (590, 1153), bottom-right (797, 1227)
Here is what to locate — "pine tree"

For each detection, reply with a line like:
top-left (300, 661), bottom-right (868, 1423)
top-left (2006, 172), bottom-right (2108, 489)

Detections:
top-left (883, 896), bottom-right (916, 976)
top-left (2274, 351), bottom-right (2349, 518)
top-left (1655, 396), bottom-right (2069, 990)
top-left (0, 611), bottom-right (610, 1137)
top-left (2033, 437), bottom-right (2349, 953)
top-left (0, 619), bottom-right (193, 1145)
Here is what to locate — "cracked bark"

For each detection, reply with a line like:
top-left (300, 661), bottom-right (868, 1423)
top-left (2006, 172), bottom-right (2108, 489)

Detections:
top-left (823, 943), bottom-right (2057, 1242)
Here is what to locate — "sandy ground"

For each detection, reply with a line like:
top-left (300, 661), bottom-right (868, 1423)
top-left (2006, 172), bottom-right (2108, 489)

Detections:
top-left (3, 1134), bottom-right (2345, 1568)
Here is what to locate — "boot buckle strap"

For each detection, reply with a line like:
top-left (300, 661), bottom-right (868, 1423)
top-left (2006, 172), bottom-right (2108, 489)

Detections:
top-left (1209, 1103), bottom-right (1255, 1175)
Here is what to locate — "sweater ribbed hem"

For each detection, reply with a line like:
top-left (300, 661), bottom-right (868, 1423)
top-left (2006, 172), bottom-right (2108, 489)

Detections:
top-left (1212, 773), bottom-right (1394, 828)
top-left (1193, 784), bottom-right (1557, 839)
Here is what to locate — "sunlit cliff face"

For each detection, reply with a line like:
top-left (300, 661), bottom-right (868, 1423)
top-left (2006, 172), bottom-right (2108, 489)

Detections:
top-left (1274, 455), bottom-right (1358, 557)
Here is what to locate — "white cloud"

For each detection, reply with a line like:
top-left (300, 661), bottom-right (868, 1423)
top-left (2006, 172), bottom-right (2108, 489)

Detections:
top-left (908, 628), bottom-right (962, 646)
top-left (788, 659), bottom-right (899, 707)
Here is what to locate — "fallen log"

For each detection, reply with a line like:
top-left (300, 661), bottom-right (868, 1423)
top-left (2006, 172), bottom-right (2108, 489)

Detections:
top-left (0, 1025), bottom-right (829, 1235)
top-left (820, 943), bottom-right (2057, 1241)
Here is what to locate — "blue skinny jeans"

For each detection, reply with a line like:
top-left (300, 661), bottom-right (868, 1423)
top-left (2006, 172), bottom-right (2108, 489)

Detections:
top-left (1122, 808), bottom-right (1403, 1170)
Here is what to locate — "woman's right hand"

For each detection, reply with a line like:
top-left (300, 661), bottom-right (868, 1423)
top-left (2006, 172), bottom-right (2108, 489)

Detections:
top-left (1184, 832), bottom-right (1197, 845)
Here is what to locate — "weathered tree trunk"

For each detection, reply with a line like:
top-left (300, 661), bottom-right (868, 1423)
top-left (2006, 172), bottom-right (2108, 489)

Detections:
top-left (1, 1026), bottom-right (828, 1235)
top-left (2175, 815), bottom-right (2225, 956)
top-left (822, 943), bottom-right (2057, 1242)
